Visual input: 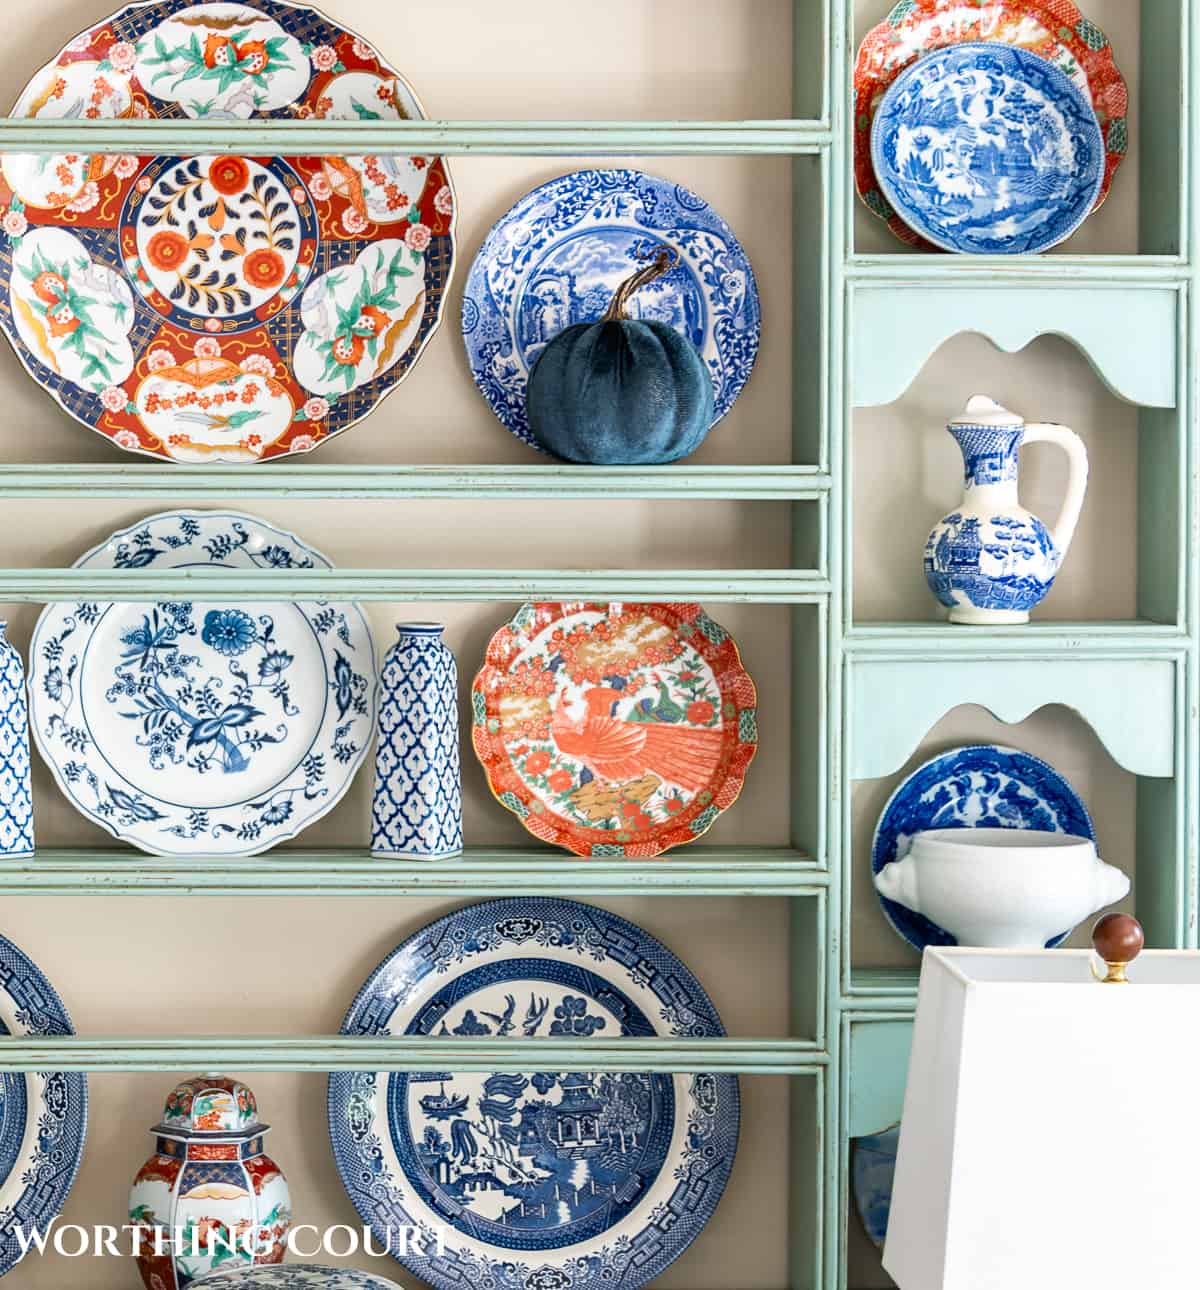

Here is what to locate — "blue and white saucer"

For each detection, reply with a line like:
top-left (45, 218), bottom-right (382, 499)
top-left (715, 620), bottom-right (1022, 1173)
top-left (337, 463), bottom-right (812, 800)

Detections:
top-left (29, 511), bottom-right (377, 857)
top-left (851, 1124), bottom-right (899, 1250)
top-left (0, 932), bottom-right (86, 1277)
top-left (462, 169), bottom-right (760, 449)
top-left (329, 897), bottom-right (739, 1290)
top-left (870, 42), bottom-right (1105, 254)
top-left (872, 744), bottom-right (1095, 951)
top-left (194, 1266), bottom-right (403, 1288)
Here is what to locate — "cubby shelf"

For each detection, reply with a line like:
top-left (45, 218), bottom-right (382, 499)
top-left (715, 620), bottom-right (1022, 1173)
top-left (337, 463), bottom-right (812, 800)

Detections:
top-left (0, 1035), bottom-right (827, 1074)
top-left (0, 464), bottom-right (831, 501)
top-left (844, 623), bottom-right (1188, 654)
top-left (0, 848), bottom-right (824, 897)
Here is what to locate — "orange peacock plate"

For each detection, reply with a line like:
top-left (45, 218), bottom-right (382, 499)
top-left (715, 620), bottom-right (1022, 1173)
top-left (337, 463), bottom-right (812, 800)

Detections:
top-left (0, 0), bottom-right (454, 462)
top-left (472, 601), bottom-right (758, 858)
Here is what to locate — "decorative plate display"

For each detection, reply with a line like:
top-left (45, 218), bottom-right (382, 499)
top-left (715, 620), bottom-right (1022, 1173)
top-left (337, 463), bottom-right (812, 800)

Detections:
top-left (870, 42), bottom-right (1105, 254)
top-left (0, 932), bottom-right (87, 1278)
top-left (169, 1264), bottom-right (403, 1288)
top-left (872, 744), bottom-right (1095, 951)
top-left (854, 0), bottom-right (1127, 250)
top-left (329, 897), bottom-right (738, 1290)
top-left (851, 1124), bottom-right (899, 1249)
top-left (471, 601), bottom-right (758, 857)
top-left (462, 169), bottom-right (759, 450)
top-left (29, 510), bottom-right (377, 856)
top-left (0, 0), bottom-right (455, 462)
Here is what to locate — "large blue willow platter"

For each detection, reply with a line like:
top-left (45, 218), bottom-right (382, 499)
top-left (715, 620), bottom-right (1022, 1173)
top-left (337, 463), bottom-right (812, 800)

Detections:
top-left (871, 743), bottom-right (1095, 951)
top-left (462, 168), bottom-right (760, 451)
top-left (329, 897), bottom-right (739, 1290)
top-left (29, 510), bottom-right (377, 857)
top-left (0, 933), bottom-right (87, 1277)
top-left (869, 41), bottom-right (1105, 254)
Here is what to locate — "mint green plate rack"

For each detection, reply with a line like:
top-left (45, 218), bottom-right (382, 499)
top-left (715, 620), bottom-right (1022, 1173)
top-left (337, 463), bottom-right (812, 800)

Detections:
top-left (0, 1), bottom-right (1193, 1286)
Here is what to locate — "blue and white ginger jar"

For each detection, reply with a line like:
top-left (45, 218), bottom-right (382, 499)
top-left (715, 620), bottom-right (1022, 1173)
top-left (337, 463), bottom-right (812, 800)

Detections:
top-left (371, 624), bottom-right (462, 860)
top-left (0, 624), bottom-right (33, 857)
top-left (924, 396), bottom-right (1089, 625)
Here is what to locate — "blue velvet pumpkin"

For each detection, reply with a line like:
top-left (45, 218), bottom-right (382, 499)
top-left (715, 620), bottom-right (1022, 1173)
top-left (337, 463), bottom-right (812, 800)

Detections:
top-left (526, 250), bottom-right (715, 464)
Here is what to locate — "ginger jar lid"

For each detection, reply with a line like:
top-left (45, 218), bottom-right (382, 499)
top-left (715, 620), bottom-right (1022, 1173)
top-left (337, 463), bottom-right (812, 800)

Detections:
top-left (153, 1074), bottom-right (268, 1140)
top-left (948, 395), bottom-right (1024, 429)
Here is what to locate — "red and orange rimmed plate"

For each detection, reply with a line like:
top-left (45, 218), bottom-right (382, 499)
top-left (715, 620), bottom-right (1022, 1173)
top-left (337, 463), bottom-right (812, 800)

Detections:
top-left (472, 602), bottom-right (758, 858)
top-left (0, 0), bottom-right (455, 462)
top-left (855, 0), bottom-right (1127, 250)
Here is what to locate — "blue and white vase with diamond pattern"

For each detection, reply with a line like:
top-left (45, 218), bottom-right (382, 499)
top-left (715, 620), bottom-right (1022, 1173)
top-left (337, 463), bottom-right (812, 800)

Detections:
top-left (0, 624), bottom-right (33, 857)
top-left (371, 624), bottom-right (463, 861)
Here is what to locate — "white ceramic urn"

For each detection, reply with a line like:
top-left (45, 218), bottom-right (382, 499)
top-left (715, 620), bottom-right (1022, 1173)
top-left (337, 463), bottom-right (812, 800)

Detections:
top-left (873, 828), bottom-right (1130, 948)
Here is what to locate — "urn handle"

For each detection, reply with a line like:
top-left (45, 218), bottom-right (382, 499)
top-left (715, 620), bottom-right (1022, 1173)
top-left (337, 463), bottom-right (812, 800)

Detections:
top-left (1022, 422), bottom-right (1089, 562)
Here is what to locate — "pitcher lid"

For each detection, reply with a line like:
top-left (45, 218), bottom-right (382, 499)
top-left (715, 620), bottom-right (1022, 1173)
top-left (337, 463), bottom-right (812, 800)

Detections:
top-left (949, 395), bottom-right (1024, 429)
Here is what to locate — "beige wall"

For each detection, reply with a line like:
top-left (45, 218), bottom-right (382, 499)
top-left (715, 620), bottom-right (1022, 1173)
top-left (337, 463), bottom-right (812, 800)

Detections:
top-left (0, 0), bottom-right (1146, 1287)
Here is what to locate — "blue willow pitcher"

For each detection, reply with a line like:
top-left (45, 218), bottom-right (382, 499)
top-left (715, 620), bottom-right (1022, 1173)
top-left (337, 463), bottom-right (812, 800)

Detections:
top-left (924, 396), bottom-right (1089, 625)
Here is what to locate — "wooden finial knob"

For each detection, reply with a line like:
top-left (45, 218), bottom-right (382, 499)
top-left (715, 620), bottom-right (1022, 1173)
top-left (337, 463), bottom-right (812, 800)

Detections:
top-left (1092, 913), bottom-right (1144, 983)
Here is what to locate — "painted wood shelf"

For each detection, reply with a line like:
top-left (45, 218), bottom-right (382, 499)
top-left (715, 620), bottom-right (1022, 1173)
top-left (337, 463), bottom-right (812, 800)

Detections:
top-left (844, 622), bottom-right (1187, 654)
top-left (0, 1035), bottom-right (826, 1074)
top-left (0, 568), bottom-right (831, 602)
top-left (0, 848), bottom-right (824, 897)
top-left (0, 117), bottom-right (832, 155)
top-left (846, 256), bottom-right (1189, 281)
top-left (0, 464), bottom-right (830, 501)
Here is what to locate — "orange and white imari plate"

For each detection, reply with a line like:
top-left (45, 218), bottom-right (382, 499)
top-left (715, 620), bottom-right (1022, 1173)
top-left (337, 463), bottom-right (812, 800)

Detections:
top-left (0, 0), bottom-right (455, 462)
top-left (854, 0), bottom-right (1127, 250)
top-left (472, 602), bottom-right (758, 858)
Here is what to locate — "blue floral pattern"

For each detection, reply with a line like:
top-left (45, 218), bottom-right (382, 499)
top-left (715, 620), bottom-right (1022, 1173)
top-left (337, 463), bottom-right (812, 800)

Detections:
top-left (872, 744), bottom-right (1095, 951)
top-left (870, 42), bottom-right (1105, 254)
top-left (30, 511), bottom-right (376, 856)
top-left (462, 169), bottom-right (759, 448)
top-left (329, 898), bottom-right (738, 1290)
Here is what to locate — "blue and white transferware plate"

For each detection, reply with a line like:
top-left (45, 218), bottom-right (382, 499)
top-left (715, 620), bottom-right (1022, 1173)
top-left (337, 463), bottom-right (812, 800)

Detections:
top-left (872, 744), bottom-right (1095, 951)
top-left (0, 932), bottom-right (86, 1276)
top-left (462, 168), bottom-right (760, 449)
top-left (194, 1265), bottom-right (403, 1287)
top-left (329, 897), bottom-right (739, 1290)
top-left (29, 510), bottom-right (377, 857)
top-left (851, 1124), bottom-right (899, 1249)
top-left (870, 42), bottom-right (1105, 254)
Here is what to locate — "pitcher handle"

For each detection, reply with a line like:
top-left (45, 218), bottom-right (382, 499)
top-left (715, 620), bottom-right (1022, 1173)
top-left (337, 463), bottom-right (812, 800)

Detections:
top-left (1022, 423), bottom-right (1089, 561)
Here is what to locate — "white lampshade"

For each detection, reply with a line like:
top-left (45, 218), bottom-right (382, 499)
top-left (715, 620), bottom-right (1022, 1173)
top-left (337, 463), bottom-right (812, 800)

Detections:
top-left (883, 946), bottom-right (1200, 1290)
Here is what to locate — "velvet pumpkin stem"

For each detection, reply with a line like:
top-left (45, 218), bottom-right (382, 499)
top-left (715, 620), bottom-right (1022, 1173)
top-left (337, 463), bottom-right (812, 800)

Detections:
top-left (602, 248), bottom-right (679, 322)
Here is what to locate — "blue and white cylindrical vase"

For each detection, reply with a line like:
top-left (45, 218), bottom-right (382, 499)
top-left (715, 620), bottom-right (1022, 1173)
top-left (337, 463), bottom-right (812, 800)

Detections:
top-left (0, 624), bottom-right (33, 857)
top-left (371, 623), bottom-right (463, 860)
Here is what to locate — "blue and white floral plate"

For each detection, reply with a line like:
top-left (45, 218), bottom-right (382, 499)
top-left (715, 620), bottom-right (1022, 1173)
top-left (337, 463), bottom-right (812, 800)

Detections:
top-left (0, 932), bottom-right (86, 1277)
top-left (870, 42), bottom-right (1106, 254)
top-left (462, 169), bottom-right (760, 450)
top-left (872, 744), bottom-right (1095, 951)
top-left (29, 510), bottom-right (377, 857)
top-left (195, 1265), bottom-right (402, 1288)
top-left (851, 1124), bottom-right (899, 1249)
top-left (329, 897), bottom-right (739, 1290)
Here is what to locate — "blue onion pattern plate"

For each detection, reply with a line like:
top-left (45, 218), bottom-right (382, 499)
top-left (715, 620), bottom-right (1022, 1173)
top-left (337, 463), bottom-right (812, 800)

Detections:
top-left (872, 744), bottom-right (1094, 951)
top-left (851, 1124), bottom-right (898, 1249)
top-left (195, 1265), bottom-right (403, 1288)
top-left (462, 169), bottom-right (760, 450)
top-left (0, 933), bottom-right (87, 1276)
top-left (870, 42), bottom-right (1105, 254)
top-left (329, 897), bottom-right (738, 1290)
top-left (29, 510), bottom-right (377, 857)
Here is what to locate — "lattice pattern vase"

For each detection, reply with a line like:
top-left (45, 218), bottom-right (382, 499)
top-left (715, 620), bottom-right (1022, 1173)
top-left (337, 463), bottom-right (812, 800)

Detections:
top-left (371, 624), bottom-right (463, 861)
top-left (0, 624), bottom-right (33, 858)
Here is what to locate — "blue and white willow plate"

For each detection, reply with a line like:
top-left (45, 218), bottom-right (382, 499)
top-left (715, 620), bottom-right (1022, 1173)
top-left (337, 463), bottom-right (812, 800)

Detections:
top-left (29, 510), bottom-right (377, 857)
top-left (872, 744), bottom-right (1095, 951)
top-left (851, 1124), bottom-right (899, 1249)
top-left (462, 169), bottom-right (760, 449)
top-left (329, 897), bottom-right (739, 1290)
top-left (194, 1265), bottom-right (403, 1288)
top-left (0, 932), bottom-right (86, 1276)
top-left (870, 42), bottom-right (1105, 254)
